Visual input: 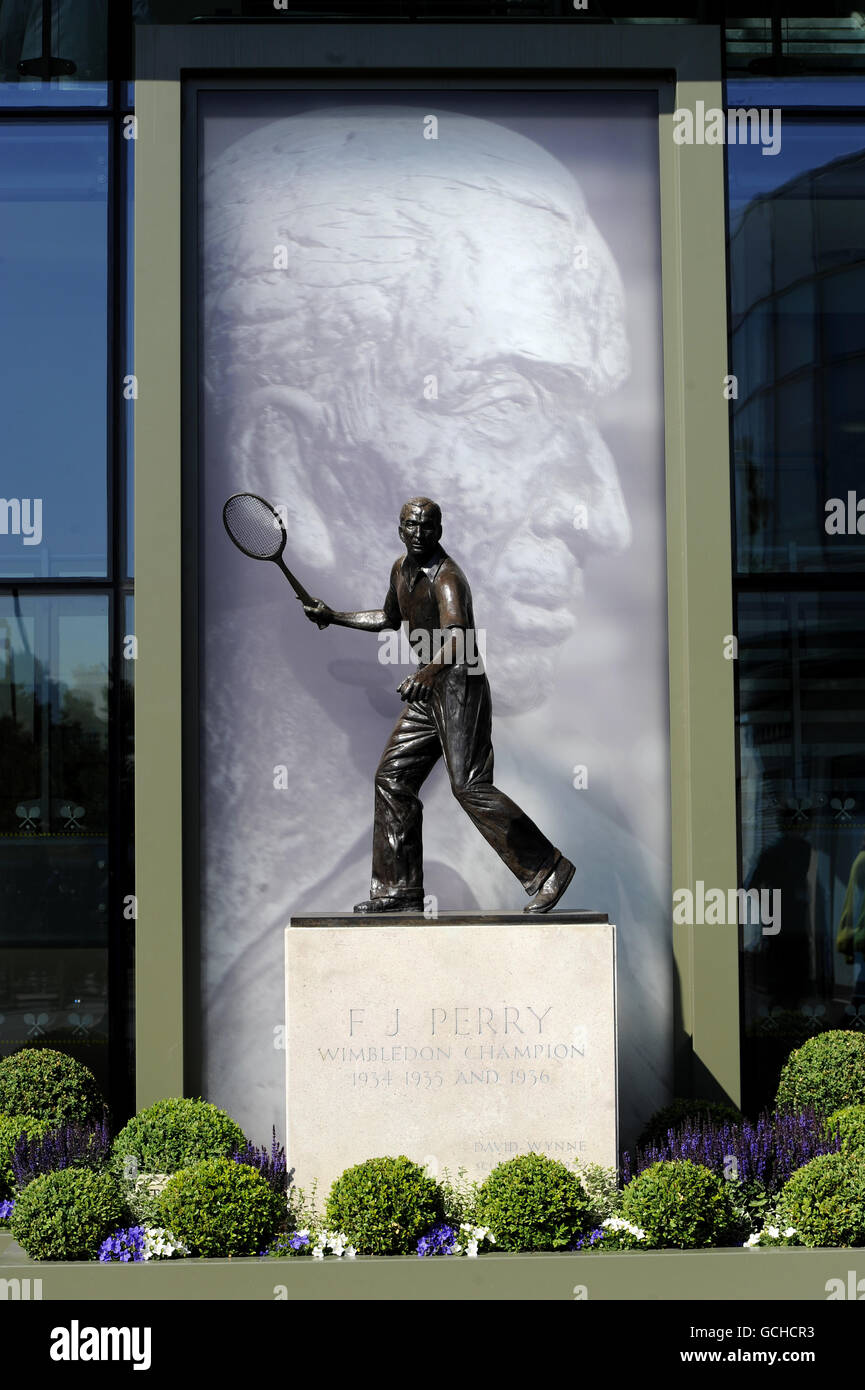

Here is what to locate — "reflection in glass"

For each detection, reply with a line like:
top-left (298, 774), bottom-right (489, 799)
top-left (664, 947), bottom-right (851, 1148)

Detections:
top-left (729, 125), bottom-right (865, 573)
top-left (0, 121), bottom-right (108, 576)
top-left (738, 592), bottom-right (865, 1110)
top-left (0, 593), bottom-right (109, 1092)
top-left (0, 0), bottom-right (109, 106)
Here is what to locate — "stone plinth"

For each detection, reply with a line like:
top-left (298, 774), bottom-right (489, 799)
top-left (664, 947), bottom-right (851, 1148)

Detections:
top-left (285, 913), bottom-right (617, 1199)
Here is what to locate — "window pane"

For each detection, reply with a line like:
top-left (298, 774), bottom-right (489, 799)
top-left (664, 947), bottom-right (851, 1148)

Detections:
top-left (0, 122), bottom-right (108, 576)
top-left (729, 119), bottom-right (865, 573)
top-left (0, 0), bottom-right (109, 107)
top-left (822, 264), bottom-right (865, 359)
top-left (738, 592), bottom-right (865, 1112)
top-left (0, 593), bottom-right (109, 1094)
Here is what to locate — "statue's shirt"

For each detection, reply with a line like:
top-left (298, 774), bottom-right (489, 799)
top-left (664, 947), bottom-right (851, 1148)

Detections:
top-left (383, 546), bottom-right (475, 654)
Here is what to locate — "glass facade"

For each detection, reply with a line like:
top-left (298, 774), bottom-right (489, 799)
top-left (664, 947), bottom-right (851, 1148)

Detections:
top-left (728, 93), bottom-right (865, 1110)
top-left (0, 0), bottom-right (134, 1114)
top-left (0, 121), bottom-right (109, 578)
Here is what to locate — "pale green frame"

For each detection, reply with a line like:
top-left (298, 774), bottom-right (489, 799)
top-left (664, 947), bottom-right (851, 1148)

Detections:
top-left (134, 23), bottom-right (738, 1110)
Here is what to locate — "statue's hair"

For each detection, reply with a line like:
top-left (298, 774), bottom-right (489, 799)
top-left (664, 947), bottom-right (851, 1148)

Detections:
top-left (202, 105), bottom-right (629, 423)
top-left (400, 497), bottom-right (441, 527)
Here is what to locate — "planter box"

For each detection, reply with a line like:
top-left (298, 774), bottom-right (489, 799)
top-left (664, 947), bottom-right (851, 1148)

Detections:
top-left (0, 1231), bottom-right (858, 1301)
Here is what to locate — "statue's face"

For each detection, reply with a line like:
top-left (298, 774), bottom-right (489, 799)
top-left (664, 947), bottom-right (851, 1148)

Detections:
top-left (206, 109), bottom-right (632, 711)
top-left (398, 506), bottom-right (442, 564)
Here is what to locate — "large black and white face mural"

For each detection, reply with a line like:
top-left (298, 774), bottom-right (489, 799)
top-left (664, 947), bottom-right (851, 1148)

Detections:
top-left (198, 92), bottom-right (671, 1150)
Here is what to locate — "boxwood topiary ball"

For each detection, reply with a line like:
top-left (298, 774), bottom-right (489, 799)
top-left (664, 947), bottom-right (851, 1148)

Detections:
top-left (9, 1168), bottom-right (127, 1261)
top-left (325, 1155), bottom-right (444, 1254)
top-left (475, 1152), bottom-right (594, 1252)
top-left (0, 1049), bottom-right (104, 1127)
top-left (155, 1157), bottom-right (284, 1257)
top-left (620, 1159), bottom-right (733, 1248)
top-left (0, 1114), bottom-right (53, 1199)
top-left (776, 1151), bottom-right (865, 1247)
top-left (775, 1032), bottom-right (865, 1116)
top-left (825, 1105), bottom-right (865, 1154)
top-left (111, 1097), bottom-right (247, 1176)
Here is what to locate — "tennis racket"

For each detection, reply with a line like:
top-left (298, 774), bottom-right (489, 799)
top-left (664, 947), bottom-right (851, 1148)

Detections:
top-left (222, 492), bottom-right (329, 627)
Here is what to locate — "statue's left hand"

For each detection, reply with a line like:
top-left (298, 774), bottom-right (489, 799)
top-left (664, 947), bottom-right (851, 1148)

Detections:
top-left (397, 665), bottom-right (439, 704)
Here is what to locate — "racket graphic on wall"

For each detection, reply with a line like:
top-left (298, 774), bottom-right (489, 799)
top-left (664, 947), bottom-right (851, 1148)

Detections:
top-left (222, 492), bottom-right (329, 628)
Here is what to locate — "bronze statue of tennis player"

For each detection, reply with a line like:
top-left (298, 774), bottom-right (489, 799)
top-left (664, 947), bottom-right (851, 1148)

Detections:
top-left (302, 497), bottom-right (576, 914)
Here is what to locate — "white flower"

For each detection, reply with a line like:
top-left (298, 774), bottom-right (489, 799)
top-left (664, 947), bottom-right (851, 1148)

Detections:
top-left (784, 1227), bottom-right (796, 1239)
top-left (767, 1225), bottom-right (780, 1240)
top-left (744, 1232), bottom-right (761, 1247)
top-left (346, 1246), bottom-right (357, 1259)
top-left (312, 1246), bottom-right (325, 1259)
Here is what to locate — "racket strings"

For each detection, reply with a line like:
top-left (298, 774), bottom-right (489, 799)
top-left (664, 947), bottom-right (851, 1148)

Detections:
top-left (223, 494), bottom-right (284, 560)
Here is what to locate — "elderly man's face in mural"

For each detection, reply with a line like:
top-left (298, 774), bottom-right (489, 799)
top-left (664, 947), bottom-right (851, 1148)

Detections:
top-left (205, 107), bottom-right (631, 711)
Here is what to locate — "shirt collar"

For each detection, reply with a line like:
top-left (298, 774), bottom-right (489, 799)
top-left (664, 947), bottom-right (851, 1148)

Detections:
top-left (402, 545), bottom-right (447, 591)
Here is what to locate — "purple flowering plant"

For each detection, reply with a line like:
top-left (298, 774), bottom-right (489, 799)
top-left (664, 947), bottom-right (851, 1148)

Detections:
top-left (263, 1231), bottom-right (311, 1258)
top-left (0, 1198), bottom-right (14, 1224)
top-left (233, 1127), bottom-right (292, 1196)
top-left (571, 1227), bottom-right (605, 1251)
top-left (13, 1118), bottom-right (112, 1190)
top-left (621, 1108), bottom-right (838, 1191)
top-left (417, 1222), bottom-right (460, 1257)
top-left (99, 1226), bottom-right (147, 1263)
top-left (621, 1108), bottom-right (841, 1239)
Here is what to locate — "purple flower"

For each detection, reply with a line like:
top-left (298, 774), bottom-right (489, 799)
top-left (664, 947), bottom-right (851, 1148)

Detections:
top-left (0, 1198), bottom-right (15, 1223)
top-left (98, 1226), bottom-right (147, 1263)
top-left (620, 1107), bottom-right (838, 1192)
top-left (417, 1222), bottom-right (459, 1257)
top-left (13, 1119), bottom-right (111, 1190)
top-left (571, 1228), bottom-right (605, 1250)
top-left (232, 1127), bottom-right (291, 1196)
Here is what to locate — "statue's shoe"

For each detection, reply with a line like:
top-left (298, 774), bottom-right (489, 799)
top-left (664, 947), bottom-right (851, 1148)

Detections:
top-left (523, 855), bottom-right (576, 914)
top-left (353, 894), bottom-right (424, 914)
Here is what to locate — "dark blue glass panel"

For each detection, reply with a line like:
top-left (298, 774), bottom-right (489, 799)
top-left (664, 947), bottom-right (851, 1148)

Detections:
top-left (738, 591), bottom-right (865, 1110)
top-left (125, 130), bottom-right (134, 577)
top-left (0, 593), bottom-right (109, 1093)
top-left (0, 122), bottom-right (108, 576)
top-left (728, 79), bottom-right (865, 110)
top-left (729, 119), bottom-right (865, 572)
top-left (0, 0), bottom-right (108, 107)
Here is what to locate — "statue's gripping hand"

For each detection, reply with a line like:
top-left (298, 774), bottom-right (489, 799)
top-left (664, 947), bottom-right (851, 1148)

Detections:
top-left (302, 598), bottom-right (333, 629)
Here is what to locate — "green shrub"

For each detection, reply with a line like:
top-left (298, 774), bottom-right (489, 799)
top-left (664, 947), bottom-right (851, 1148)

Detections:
top-left (0, 1049), bottom-right (104, 1127)
top-left (573, 1160), bottom-right (621, 1224)
top-left (826, 1105), bottom-right (865, 1154)
top-left (9, 1168), bottom-right (126, 1260)
top-left (0, 1114), bottom-right (53, 1198)
top-left (474, 1152), bottom-right (594, 1252)
top-left (620, 1160), bottom-right (733, 1249)
top-left (325, 1156), bottom-right (444, 1255)
top-left (122, 1172), bottom-right (174, 1226)
top-left (156, 1157), bottom-right (284, 1256)
top-left (638, 1098), bottom-right (743, 1149)
top-left (438, 1167), bottom-right (481, 1227)
top-left (776, 1151), bottom-right (865, 1247)
top-left (111, 1097), bottom-right (246, 1176)
top-left (775, 1031), bottom-right (865, 1115)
